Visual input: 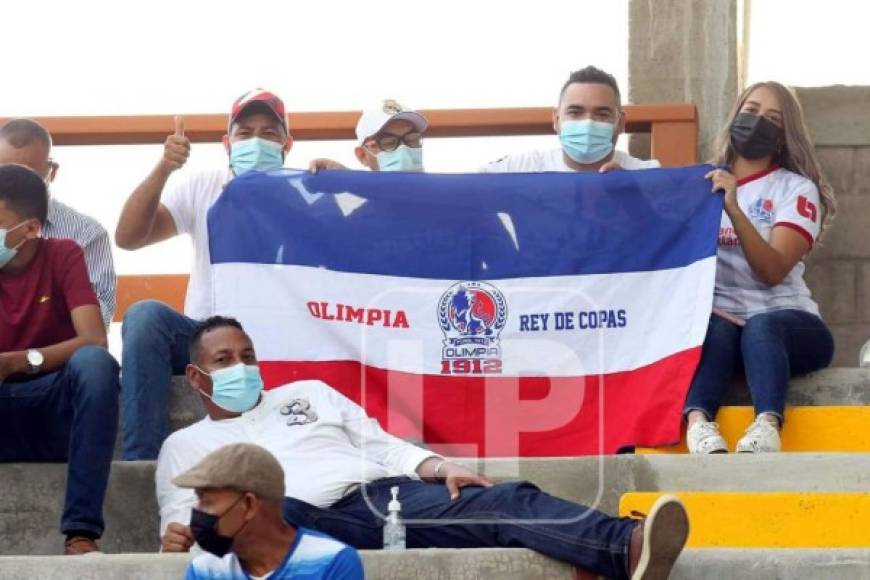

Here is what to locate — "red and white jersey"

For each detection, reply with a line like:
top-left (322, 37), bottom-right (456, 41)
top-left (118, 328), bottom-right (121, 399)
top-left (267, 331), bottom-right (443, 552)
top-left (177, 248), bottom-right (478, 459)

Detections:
top-left (715, 166), bottom-right (822, 318)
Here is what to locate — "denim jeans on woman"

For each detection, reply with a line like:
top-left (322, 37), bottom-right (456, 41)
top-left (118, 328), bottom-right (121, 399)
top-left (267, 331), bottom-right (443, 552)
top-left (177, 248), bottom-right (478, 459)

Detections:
top-left (684, 309), bottom-right (834, 422)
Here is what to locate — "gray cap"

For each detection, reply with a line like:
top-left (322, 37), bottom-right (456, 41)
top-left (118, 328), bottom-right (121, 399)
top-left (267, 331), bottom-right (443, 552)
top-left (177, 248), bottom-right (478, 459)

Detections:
top-left (172, 443), bottom-right (285, 501)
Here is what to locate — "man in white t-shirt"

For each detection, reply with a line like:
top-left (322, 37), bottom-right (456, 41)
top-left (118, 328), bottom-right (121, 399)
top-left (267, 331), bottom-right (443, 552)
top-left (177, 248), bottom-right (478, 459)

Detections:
top-left (158, 316), bottom-right (689, 580)
top-left (114, 89), bottom-right (301, 460)
top-left (481, 66), bottom-right (660, 174)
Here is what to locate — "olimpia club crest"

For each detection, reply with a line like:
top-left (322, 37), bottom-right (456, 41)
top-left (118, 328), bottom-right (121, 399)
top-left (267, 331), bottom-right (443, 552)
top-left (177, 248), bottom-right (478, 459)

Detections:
top-left (437, 281), bottom-right (508, 375)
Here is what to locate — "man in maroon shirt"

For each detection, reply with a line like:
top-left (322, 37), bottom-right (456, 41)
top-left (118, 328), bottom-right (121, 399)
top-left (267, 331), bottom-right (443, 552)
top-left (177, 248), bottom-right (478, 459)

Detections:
top-left (0, 163), bottom-right (120, 555)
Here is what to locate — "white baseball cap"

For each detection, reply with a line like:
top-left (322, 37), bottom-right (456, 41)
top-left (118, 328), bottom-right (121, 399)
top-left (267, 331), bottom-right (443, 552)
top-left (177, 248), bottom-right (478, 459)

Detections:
top-left (355, 99), bottom-right (428, 144)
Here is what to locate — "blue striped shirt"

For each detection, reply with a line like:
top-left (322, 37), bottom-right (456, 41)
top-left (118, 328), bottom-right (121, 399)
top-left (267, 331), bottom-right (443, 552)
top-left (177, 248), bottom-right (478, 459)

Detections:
top-left (43, 198), bottom-right (116, 328)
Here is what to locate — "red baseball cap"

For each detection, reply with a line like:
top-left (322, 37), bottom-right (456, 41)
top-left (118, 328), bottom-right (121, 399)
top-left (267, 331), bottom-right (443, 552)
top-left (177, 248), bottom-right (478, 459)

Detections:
top-left (229, 88), bottom-right (288, 133)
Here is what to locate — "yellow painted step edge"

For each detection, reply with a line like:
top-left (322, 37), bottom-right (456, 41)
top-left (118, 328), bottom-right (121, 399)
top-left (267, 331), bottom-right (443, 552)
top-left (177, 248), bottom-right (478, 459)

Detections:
top-left (620, 491), bottom-right (870, 548)
top-left (637, 406), bottom-right (870, 454)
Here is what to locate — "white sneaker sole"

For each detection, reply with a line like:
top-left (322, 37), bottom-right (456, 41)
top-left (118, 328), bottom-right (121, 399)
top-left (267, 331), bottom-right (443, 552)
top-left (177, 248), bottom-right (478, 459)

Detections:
top-left (631, 495), bottom-right (690, 580)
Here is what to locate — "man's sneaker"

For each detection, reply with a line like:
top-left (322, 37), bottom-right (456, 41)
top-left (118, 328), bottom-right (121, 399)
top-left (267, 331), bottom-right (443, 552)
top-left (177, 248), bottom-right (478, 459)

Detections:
top-left (630, 495), bottom-right (690, 580)
top-left (63, 536), bottom-right (100, 555)
top-left (736, 415), bottom-right (781, 453)
top-left (686, 421), bottom-right (728, 454)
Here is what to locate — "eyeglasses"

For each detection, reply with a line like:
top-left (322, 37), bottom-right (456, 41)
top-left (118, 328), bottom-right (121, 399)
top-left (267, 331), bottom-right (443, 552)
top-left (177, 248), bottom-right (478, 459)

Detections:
top-left (365, 131), bottom-right (423, 152)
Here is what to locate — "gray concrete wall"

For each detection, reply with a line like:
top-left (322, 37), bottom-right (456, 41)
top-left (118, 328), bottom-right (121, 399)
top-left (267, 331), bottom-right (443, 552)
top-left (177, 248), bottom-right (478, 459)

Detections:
top-left (798, 86), bottom-right (870, 366)
top-left (627, 0), bottom-right (738, 161)
top-left (627, 1), bottom-right (870, 365)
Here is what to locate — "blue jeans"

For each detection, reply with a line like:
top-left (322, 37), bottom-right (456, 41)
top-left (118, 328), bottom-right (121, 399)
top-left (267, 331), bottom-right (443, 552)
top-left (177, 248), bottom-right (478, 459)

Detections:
top-left (120, 300), bottom-right (198, 460)
top-left (0, 346), bottom-right (119, 537)
top-left (283, 477), bottom-right (638, 580)
top-left (684, 309), bottom-right (834, 422)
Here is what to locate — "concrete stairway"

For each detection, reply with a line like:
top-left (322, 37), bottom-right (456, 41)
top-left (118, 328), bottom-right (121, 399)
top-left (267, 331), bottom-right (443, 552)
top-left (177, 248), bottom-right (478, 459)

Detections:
top-left (3, 454), bottom-right (867, 552)
top-left (1, 549), bottom-right (869, 580)
top-left (1, 367), bottom-right (868, 579)
top-left (638, 367), bottom-right (870, 453)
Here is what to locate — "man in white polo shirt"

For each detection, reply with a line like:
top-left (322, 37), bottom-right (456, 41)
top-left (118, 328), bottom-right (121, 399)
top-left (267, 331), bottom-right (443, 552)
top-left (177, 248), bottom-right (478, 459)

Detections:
top-left (481, 66), bottom-right (660, 173)
top-left (157, 316), bottom-right (690, 580)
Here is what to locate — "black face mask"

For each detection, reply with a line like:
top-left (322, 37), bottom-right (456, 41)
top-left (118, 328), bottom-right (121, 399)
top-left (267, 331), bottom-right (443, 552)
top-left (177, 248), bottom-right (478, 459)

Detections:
top-left (189, 495), bottom-right (245, 557)
top-left (729, 112), bottom-right (783, 160)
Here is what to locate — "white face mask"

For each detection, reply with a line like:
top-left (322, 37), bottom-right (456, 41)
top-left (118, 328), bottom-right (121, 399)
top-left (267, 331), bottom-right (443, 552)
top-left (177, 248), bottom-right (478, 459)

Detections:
top-left (375, 145), bottom-right (424, 172)
top-left (0, 221), bottom-right (28, 269)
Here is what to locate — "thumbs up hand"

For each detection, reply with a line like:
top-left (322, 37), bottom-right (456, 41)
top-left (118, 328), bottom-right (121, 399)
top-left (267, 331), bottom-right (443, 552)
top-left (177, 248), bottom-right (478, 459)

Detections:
top-left (159, 115), bottom-right (191, 173)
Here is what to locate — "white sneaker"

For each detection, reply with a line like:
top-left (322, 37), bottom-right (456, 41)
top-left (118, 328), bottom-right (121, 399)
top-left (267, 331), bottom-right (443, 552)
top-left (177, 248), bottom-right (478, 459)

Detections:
top-left (686, 421), bottom-right (728, 454)
top-left (631, 495), bottom-right (690, 580)
top-left (860, 339), bottom-right (870, 367)
top-left (736, 415), bottom-right (781, 453)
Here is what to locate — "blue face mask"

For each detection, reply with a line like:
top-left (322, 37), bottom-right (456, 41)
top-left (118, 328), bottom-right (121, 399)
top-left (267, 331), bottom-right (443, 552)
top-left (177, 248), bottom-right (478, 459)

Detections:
top-left (559, 119), bottom-right (615, 165)
top-left (376, 145), bottom-right (424, 172)
top-left (0, 221), bottom-right (27, 270)
top-left (230, 137), bottom-right (285, 176)
top-left (197, 363), bottom-right (264, 413)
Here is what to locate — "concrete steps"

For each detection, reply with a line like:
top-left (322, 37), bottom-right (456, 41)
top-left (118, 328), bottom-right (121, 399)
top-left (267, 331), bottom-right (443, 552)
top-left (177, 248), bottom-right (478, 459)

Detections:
top-left (1, 549), bottom-right (869, 580)
top-left (1, 367), bottom-right (866, 578)
top-left (637, 406), bottom-right (870, 453)
top-left (620, 492), bottom-right (870, 548)
top-left (724, 367), bottom-right (870, 406)
top-left (635, 367), bottom-right (870, 454)
top-left (3, 453), bottom-right (868, 555)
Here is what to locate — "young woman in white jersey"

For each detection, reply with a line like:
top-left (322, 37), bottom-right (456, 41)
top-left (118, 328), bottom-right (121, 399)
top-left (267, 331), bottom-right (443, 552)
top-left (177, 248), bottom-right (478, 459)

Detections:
top-left (684, 81), bottom-right (835, 453)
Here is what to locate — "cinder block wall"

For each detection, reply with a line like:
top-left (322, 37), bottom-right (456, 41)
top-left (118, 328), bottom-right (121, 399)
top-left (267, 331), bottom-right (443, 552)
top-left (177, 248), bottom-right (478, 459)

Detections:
top-left (798, 87), bottom-right (870, 366)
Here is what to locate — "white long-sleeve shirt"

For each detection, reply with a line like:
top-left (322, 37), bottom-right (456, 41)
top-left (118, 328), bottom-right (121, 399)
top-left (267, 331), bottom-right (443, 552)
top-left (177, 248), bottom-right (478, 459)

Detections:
top-left (156, 380), bottom-right (437, 536)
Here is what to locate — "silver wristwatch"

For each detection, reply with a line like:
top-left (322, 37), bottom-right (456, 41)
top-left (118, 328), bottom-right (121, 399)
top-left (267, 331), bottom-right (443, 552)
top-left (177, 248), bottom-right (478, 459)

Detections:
top-left (26, 349), bottom-right (44, 374)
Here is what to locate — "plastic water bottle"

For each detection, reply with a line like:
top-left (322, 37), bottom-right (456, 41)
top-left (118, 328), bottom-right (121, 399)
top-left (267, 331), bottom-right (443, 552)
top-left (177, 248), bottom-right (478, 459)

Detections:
top-left (383, 486), bottom-right (406, 550)
top-left (860, 340), bottom-right (870, 368)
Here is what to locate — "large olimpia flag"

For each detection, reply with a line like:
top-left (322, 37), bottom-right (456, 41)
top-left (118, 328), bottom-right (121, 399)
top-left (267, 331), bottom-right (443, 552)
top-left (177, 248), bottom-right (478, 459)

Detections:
top-left (207, 165), bottom-right (721, 456)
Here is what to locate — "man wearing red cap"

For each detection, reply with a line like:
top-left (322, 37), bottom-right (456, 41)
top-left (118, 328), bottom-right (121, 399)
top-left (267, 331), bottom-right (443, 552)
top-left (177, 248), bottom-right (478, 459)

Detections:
top-left (114, 89), bottom-right (296, 461)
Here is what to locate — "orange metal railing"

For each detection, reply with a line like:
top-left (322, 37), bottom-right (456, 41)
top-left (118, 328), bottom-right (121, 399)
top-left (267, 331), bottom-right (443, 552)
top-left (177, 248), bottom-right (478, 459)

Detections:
top-left (3, 104), bottom-right (697, 167)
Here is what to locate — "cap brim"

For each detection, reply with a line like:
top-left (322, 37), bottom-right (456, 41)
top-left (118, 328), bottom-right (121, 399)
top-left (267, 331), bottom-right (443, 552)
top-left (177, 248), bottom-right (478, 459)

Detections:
top-left (172, 469), bottom-right (213, 490)
top-left (390, 111), bottom-right (428, 133)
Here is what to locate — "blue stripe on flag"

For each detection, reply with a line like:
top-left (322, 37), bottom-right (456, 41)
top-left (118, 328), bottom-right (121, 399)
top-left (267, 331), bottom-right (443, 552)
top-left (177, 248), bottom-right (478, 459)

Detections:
top-left (208, 164), bottom-right (721, 279)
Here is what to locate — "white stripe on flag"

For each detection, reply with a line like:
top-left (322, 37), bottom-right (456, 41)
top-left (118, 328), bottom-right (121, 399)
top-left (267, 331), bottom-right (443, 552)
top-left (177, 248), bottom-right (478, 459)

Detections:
top-left (213, 257), bottom-right (715, 377)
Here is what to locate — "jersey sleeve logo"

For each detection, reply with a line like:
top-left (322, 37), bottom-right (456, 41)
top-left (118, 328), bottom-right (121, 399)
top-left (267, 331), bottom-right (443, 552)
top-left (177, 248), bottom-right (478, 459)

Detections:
top-left (748, 198), bottom-right (774, 223)
top-left (797, 195), bottom-right (818, 223)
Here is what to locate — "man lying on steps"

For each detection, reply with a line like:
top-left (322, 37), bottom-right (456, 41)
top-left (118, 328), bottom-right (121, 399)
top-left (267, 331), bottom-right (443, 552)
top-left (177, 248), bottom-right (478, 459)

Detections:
top-left (156, 315), bottom-right (690, 580)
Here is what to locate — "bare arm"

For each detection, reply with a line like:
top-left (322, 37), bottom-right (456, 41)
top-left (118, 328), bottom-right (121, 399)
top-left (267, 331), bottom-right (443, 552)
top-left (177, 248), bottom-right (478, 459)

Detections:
top-left (0, 304), bottom-right (106, 380)
top-left (709, 169), bottom-right (810, 287)
top-left (115, 116), bottom-right (189, 250)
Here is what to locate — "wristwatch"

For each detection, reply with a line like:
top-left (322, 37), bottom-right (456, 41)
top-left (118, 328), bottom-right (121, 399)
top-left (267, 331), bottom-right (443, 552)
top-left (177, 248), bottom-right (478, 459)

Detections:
top-left (26, 349), bottom-right (44, 375)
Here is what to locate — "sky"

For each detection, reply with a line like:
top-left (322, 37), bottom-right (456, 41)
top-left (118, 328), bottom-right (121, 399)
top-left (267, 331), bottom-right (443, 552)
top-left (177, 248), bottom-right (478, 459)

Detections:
top-left (1, 0), bottom-right (868, 278)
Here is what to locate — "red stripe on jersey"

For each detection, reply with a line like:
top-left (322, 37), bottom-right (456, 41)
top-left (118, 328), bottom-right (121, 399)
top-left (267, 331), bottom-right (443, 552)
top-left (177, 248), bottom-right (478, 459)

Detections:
top-left (773, 221), bottom-right (814, 249)
top-left (737, 164), bottom-right (780, 186)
